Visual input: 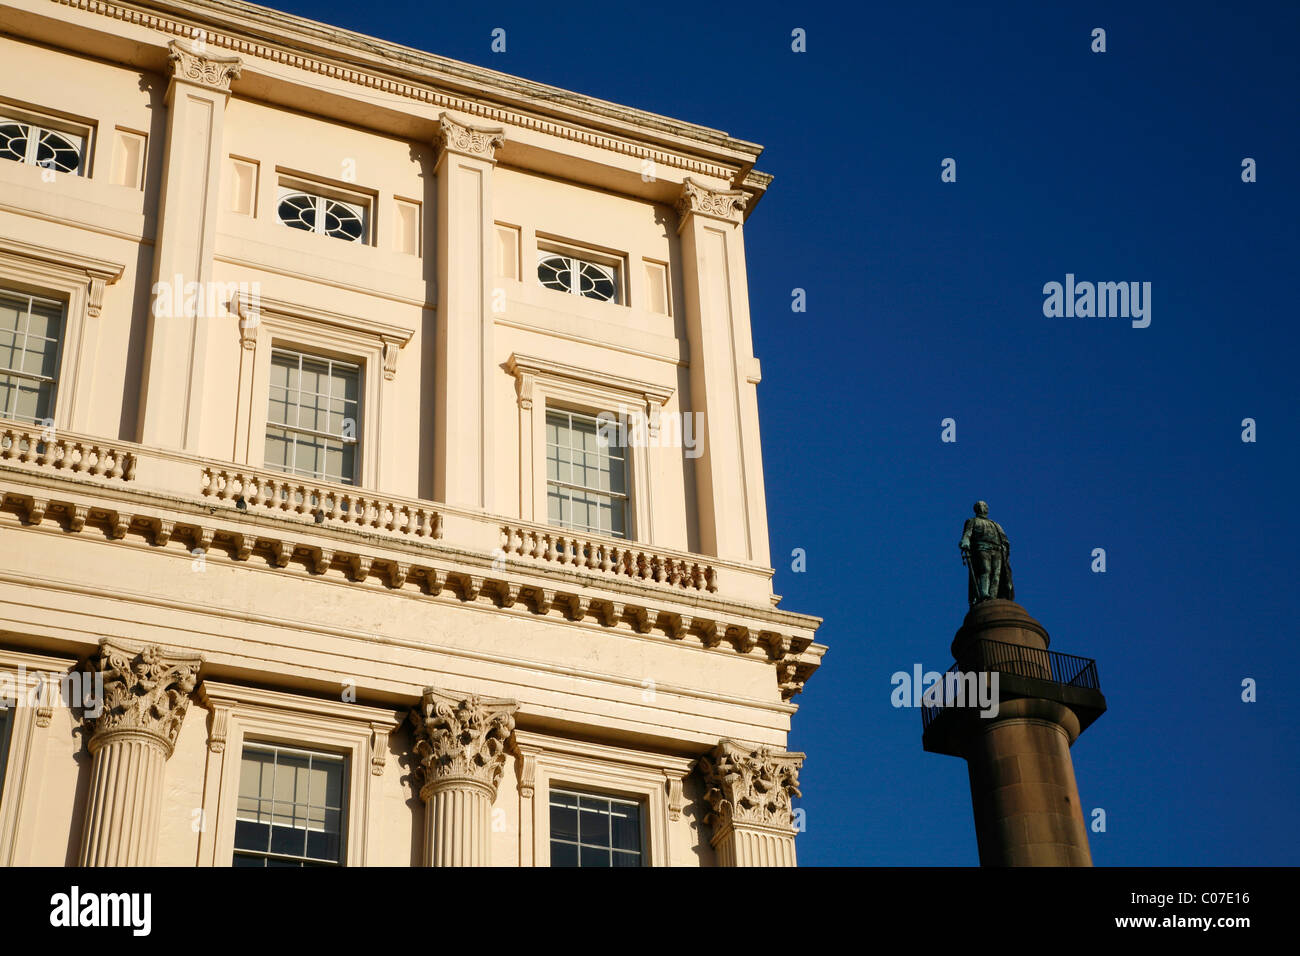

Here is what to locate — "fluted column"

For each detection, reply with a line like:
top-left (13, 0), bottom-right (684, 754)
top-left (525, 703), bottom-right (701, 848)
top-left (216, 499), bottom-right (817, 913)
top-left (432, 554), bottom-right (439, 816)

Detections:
top-left (410, 688), bottom-right (517, 866)
top-left (699, 739), bottom-right (804, 867)
top-left (79, 641), bottom-right (202, 866)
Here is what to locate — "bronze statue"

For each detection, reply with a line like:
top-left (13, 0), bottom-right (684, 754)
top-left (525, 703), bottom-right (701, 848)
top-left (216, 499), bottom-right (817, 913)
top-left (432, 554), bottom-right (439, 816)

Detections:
top-left (960, 501), bottom-right (1014, 604)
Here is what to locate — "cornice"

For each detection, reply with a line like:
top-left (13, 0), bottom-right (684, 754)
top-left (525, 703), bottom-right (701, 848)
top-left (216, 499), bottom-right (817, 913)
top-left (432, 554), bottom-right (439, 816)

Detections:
top-left (0, 481), bottom-right (821, 699)
top-left (505, 352), bottom-right (674, 409)
top-left (197, 678), bottom-right (402, 727)
top-left (49, 0), bottom-right (769, 193)
top-left (231, 291), bottom-right (415, 349)
top-left (0, 237), bottom-right (126, 283)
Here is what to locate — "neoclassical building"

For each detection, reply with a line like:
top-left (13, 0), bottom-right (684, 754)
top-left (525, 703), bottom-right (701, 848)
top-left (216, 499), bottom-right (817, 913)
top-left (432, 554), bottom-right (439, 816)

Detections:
top-left (0, 0), bottom-right (823, 866)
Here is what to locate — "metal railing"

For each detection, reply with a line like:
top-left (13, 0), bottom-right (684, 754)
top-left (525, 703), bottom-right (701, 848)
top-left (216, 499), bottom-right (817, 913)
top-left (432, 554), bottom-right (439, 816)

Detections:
top-left (921, 638), bottom-right (1100, 731)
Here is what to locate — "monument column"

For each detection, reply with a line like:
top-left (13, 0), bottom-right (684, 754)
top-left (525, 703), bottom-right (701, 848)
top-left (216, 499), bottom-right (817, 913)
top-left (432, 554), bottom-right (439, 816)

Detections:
top-left (698, 739), bottom-right (804, 866)
top-left (924, 502), bottom-right (1107, 866)
top-left (78, 640), bottom-right (203, 866)
top-left (675, 178), bottom-right (770, 566)
top-left (139, 39), bottom-right (242, 451)
top-left (410, 688), bottom-right (517, 867)
top-left (432, 113), bottom-right (503, 511)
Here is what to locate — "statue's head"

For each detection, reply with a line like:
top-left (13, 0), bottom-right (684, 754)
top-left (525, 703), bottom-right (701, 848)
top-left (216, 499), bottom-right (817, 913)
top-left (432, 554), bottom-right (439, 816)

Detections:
top-left (974, 501), bottom-right (989, 517)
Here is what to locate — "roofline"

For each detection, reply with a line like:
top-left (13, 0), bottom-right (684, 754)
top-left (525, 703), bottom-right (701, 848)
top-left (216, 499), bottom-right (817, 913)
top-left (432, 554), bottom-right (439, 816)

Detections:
top-left (117, 0), bottom-right (767, 172)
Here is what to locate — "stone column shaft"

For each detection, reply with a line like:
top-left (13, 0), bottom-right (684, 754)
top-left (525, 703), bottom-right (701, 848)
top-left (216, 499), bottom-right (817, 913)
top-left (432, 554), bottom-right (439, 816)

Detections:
top-left (424, 780), bottom-right (494, 866)
top-left (79, 732), bottom-right (168, 866)
top-left (951, 600), bottom-right (1095, 866)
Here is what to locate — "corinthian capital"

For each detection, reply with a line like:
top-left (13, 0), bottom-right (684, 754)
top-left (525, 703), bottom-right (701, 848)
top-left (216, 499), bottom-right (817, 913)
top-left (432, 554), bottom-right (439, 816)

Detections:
top-left (86, 640), bottom-right (203, 755)
top-left (435, 113), bottom-right (505, 162)
top-left (698, 739), bottom-right (804, 831)
top-left (410, 688), bottom-right (518, 797)
top-left (167, 39), bottom-right (243, 92)
top-left (675, 177), bottom-right (749, 227)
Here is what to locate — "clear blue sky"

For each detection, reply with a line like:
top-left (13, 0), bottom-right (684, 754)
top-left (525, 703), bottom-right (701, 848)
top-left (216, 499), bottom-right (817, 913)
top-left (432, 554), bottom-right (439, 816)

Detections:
top-left (269, 0), bottom-right (1300, 865)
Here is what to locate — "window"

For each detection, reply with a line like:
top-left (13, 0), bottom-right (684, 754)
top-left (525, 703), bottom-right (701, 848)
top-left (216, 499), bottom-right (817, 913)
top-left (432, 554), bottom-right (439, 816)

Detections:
top-left (233, 745), bottom-right (346, 867)
top-left (277, 187), bottom-right (367, 243)
top-left (264, 348), bottom-right (361, 485)
top-left (546, 409), bottom-right (627, 538)
top-left (537, 251), bottom-right (619, 303)
top-left (549, 789), bottom-right (643, 867)
top-left (0, 705), bottom-right (12, 804)
top-left (0, 116), bottom-right (85, 175)
top-left (0, 288), bottom-right (64, 424)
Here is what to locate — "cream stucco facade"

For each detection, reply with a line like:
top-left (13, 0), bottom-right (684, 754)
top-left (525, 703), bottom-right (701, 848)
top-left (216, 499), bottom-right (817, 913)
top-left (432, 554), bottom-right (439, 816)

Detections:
top-left (0, 0), bottom-right (823, 866)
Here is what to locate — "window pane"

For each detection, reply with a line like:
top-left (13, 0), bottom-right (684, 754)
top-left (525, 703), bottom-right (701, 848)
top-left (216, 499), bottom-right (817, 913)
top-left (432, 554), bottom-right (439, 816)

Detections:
top-left (234, 746), bottom-right (345, 866)
top-left (549, 789), bottom-right (643, 867)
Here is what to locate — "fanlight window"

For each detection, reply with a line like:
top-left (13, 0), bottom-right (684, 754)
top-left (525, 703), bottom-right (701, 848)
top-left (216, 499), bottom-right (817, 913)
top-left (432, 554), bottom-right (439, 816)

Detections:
top-left (537, 253), bottom-right (619, 303)
top-left (0, 118), bottom-right (84, 174)
top-left (276, 189), bottom-right (367, 243)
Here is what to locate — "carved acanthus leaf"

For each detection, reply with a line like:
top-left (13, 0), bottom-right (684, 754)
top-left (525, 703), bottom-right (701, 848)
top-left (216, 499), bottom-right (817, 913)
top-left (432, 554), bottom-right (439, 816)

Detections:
top-left (675, 177), bottom-right (749, 226)
top-left (86, 641), bottom-right (203, 754)
top-left (436, 113), bottom-right (505, 162)
top-left (410, 688), bottom-right (518, 797)
top-left (698, 739), bottom-right (804, 831)
top-left (167, 39), bottom-right (243, 92)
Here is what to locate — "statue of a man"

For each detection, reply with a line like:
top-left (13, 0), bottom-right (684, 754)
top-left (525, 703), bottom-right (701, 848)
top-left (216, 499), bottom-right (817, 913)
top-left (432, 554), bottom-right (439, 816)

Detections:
top-left (960, 501), bottom-right (1014, 605)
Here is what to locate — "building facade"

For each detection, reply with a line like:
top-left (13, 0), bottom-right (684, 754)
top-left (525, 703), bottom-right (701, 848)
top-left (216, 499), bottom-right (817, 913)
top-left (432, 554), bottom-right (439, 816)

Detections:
top-left (0, 0), bottom-right (824, 866)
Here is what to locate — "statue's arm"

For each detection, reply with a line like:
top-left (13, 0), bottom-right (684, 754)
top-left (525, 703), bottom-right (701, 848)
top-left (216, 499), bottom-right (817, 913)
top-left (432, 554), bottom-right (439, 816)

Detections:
top-left (959, 519), bottom-right (972, 551)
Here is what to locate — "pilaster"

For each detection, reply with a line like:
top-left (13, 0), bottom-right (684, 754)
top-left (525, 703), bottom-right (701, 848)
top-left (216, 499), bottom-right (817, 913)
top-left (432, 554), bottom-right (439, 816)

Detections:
top-left (675, 178), bottom-right (770, 565)
top-left (433, 113), bottom-right (504, 511)
top-left (138, 39), bottom-right (242, 452)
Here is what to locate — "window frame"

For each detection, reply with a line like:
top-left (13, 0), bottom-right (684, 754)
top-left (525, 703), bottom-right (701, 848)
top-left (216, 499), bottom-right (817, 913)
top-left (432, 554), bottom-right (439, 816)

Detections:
top-left (232, 742), bottom-right (349, 867)
top-left (545, 407), bottom-right (630, 540)
top-left (197, 681), bottom-right (403, 868)
top-left (0, 287), bottom-right (66, 426)
top-left (0, 238), bottom-right (124, 432)
top-left (514, 730), bottom-right (693, 868)
top-left (274, 174), bottom-right (373, 245)
top-left (0, 104), bottom-right (93, 177)
top-left (0, 649), bottom-right (70, 866)
top-left (547, 786), bottom-right (646, 867)
top-left (506, 353), bottom-right (673, 544)
top-left (232, 293), bottom-right (412, 491)
top-left (264, 346), bottom-right (363, 487)
top-left (534, 236), bottom-right (625, 305)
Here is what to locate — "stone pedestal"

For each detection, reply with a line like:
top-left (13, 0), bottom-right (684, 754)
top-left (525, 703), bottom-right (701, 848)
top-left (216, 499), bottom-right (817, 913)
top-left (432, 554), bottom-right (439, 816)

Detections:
top-left (411, 688), bottom-right (517, 867)
top-left (78, 641), bottom-right (202, 866)
top-left (698, 739), bottom-right (803, 867)
top-left (948, 600), bottom-right (1095, 867)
